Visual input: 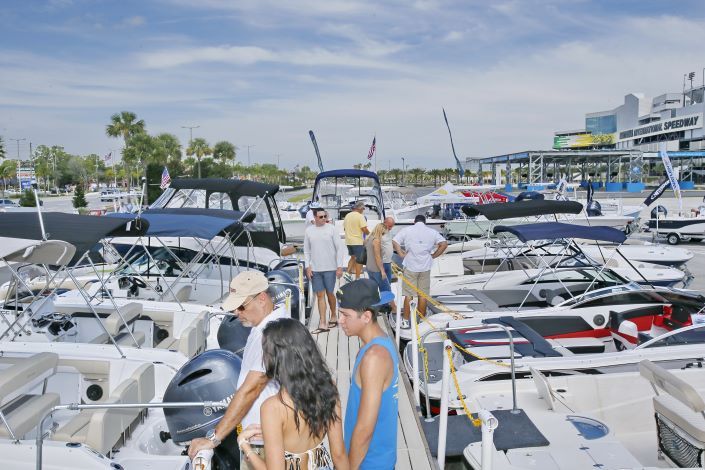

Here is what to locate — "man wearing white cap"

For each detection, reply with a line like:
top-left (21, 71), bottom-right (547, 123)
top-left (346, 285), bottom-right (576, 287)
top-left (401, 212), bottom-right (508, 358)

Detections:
top-left (188, 270), bottom-right (288, 467)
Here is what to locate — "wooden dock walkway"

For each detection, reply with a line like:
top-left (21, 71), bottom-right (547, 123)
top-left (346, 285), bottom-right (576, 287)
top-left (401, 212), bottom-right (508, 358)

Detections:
top-left (307, 295), bottom-right (436, 469)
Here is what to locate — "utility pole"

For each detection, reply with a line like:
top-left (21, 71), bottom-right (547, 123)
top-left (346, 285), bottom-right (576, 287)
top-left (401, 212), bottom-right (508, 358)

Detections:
top-left (9, 137), bottom-right (26, 159)
top-left (181, 125), bottom-right (200, 146)
top-left (245, 145), bottom-right (255, 167)
top-left (401, 157), bottom-right (405, 185)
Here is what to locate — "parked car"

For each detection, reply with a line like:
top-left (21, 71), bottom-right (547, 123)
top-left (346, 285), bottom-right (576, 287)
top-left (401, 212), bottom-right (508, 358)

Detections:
top-left (0, 199), bottom-right (19, 208)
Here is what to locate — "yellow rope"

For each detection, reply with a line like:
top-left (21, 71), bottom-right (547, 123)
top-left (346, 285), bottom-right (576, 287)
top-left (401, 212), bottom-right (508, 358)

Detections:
top-left (446, 346), bottom-right (481, 427)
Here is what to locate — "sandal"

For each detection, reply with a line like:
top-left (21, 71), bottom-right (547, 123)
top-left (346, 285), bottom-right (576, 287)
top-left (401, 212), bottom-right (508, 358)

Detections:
top-left (311, 327), bottom-right (330, 334)
top-left (328, 320), bottom-right (338, 328)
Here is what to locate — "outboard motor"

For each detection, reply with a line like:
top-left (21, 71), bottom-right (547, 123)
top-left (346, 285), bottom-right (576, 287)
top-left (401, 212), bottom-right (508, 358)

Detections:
top-left (163, 349), bottom-right (242, 469)
top-left (297, 203), bottom-right (309, 219)
top-left (217, 316), bottom-right (251, 358)
top-left (651, 205), bottom-right (667, 219)
top-left (266, 269), bottom-right (301, 319)
top-left (516, 191), bottom-right (544, 202)
top-left (586, 200), bottom-right (602, 217)
top-left (271, 259), bottom-right (308, 307)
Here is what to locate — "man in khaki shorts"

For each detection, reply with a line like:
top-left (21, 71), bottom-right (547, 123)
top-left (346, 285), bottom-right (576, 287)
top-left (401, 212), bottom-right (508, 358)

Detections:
top-left (392, 215), bottom-right (447, 329)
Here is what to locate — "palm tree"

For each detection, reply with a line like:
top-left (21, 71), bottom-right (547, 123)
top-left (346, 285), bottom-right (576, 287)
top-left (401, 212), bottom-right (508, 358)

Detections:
top-left (0, 160), bottom-right (16, 197)
top-left (213, 141), bottom-right (236, 165)
top-left (185, 138), bottom-right (212, 179)
top-left (106, 111), bottom-right (146, 145)
top-left (153, 133), bottom-right (182, 165)
top-left (0, 136), bottom-right (6, 160)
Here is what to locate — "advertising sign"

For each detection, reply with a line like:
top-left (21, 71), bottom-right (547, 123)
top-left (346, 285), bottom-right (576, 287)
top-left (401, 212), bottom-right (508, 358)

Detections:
top-left (618, 114), bottom-right (702, 142)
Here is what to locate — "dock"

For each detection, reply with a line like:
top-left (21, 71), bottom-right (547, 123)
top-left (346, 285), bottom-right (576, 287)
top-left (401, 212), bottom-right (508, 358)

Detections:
top-left (308, 297), bottom-right (436, 469)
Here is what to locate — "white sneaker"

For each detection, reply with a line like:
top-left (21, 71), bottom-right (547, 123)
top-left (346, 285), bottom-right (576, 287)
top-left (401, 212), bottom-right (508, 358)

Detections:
top-left (400, 319), bottom-right (411, 329)
top-left (343, 273), bottom-right (353, 283)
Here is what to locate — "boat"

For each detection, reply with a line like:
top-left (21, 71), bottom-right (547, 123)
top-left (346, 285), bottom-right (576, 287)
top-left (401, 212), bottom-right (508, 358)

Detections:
top-left (648, 212), bottom-right (705, 245)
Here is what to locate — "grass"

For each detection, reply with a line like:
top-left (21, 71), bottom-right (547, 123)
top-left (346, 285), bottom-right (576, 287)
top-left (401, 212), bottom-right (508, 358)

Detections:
top-left (288, 192), bottom-right (312, 203)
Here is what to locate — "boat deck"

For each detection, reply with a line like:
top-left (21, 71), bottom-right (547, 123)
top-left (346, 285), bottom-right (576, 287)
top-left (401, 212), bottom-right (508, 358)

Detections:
top-left (307, 295), bottom-right (435, 469)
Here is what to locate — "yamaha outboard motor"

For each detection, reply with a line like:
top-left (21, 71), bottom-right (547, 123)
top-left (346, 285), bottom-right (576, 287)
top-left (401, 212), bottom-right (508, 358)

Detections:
top-left (163, 349), bottom-right (242, 469)
top-left (516, 191), bottom-right (544, 202)
top-left (217, 316), bottom-right (251, 358)
top-left (266, 269), bottom-right (301, 319)
top-left (586, 200), bottom-right (602, 217)
top-left (271, 259), bottom-right (308, 307)
top-left (298, 203), bottom-right (309, 219)
top-left (651, 205), bottom-right (667, 219)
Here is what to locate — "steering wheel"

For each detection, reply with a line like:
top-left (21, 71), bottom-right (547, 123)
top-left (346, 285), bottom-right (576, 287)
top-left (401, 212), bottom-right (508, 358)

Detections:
top-left (131, 277), bottom-right (147, 288)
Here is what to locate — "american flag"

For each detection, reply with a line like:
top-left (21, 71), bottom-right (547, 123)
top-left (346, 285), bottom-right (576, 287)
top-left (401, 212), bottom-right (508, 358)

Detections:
top-left (160, 166), bottom-right (171, 189)
top-left (367, 136), bottom-right (376, 160)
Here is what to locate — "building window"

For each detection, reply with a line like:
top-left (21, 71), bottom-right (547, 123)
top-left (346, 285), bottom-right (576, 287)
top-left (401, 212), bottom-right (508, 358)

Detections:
top-left (586, 115), bottom-right (617, 135)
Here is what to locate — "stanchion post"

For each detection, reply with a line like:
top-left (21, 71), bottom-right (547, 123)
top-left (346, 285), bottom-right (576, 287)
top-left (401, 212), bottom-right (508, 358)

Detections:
top-left (395, 275), bottom-right (402, 347)
top-left (437, 339), bottom-right (452, 469)
top-left (479, 409), bottom-right (498, 469)
top-left (410, 302), bottom-right (420, 408)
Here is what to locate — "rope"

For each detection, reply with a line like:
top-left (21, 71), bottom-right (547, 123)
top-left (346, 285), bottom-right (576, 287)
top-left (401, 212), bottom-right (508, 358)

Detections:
top-left (446, 346), bottom-right (481, 427)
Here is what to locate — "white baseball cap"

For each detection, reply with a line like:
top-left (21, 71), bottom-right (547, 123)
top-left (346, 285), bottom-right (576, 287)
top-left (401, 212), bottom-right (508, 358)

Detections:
top-left (222, 271), bottom-right (269, 311)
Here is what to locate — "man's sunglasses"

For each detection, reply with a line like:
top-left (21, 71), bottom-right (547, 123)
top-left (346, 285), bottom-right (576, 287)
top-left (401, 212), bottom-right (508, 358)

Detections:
top-left (317, 215), bottom-right (327, 219)
top-left (236, 294), bottom-right (258, 312)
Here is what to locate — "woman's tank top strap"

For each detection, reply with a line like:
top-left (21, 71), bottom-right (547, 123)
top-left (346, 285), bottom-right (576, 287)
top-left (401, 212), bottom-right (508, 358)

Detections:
top-left (284, 441), bottom-right (334, 470)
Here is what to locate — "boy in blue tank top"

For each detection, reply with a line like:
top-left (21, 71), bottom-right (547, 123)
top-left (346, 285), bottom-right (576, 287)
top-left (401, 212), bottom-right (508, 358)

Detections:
top-left (337, 279), bottom-right (398, 469)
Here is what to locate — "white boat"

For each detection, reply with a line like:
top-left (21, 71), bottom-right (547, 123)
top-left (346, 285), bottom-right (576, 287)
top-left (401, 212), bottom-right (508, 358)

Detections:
top-left (457, 360), bottom-right (705, 469)
top-left (648, 213), bottom-right (705, 245)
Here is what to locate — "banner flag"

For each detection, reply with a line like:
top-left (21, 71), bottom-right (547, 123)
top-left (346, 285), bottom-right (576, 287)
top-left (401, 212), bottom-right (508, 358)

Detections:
top-left (442, 108), bottom-right (465, 178)
top-left (367, 136), bottom-right (376, 160)
top-left (642, 178), bottom-right (671, 208)
top-left (309, 130), bottom-right (324, 173)
top-left (660, 147), bottom-right (682, 214)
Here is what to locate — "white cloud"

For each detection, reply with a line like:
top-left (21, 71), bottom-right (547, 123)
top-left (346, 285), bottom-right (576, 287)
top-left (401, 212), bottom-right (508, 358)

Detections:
top-left (123, 15), bottom-right (146, 27)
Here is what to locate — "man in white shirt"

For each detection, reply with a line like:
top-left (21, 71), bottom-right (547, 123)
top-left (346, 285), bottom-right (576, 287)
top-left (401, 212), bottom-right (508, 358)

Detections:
top-left (187, 271), bottom-right (289, 467)
top-left (392, 215), bottom-right (448, 328)
top-left (304, 209), bottom-right (345, 332)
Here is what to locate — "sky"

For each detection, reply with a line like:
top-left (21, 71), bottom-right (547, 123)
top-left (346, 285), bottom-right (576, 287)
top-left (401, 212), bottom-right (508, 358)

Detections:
top-left (1, 0), bottom-right (704, 170)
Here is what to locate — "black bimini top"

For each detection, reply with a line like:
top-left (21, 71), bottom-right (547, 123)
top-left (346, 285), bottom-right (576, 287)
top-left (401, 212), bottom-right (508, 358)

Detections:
top-left (494, 222), bottom-right (627, 244)
top-left (169, 178), bottom-right (279, 198)
top-left (462, 200), bottom-right (583, 220)
top-left (0, 212), bottom-right (148, 263)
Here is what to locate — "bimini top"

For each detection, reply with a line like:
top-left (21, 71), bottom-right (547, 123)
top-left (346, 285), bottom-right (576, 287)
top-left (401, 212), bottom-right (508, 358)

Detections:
top-left (0, 238), bottom-right (76, 266)
top-left (314, 169), bottom-right (380, 183)
top-left (0, 213), bottom-right (147, 262)
top-left (107, 208), bottom-right (255, 239)
top-left (494, 222), bottom-right (627, 244)
top-left (169, 178), bottom-right (279, 198)
top-left (462, 200), bottom-right (583, 220)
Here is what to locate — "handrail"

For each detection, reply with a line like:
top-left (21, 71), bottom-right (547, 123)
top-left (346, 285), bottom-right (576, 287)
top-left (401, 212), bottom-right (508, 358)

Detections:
top-left (417, 322), bottom-right (519, 420)
top-left (36, 400), bottom-right (226, 470)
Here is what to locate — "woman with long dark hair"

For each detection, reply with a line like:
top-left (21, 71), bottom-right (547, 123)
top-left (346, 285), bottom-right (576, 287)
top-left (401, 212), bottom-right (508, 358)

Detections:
top-left (237, 318), bottom-right (348, 469)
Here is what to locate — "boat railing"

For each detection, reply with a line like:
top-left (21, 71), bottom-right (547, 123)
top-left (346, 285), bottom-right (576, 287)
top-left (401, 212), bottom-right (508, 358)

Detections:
top-left (35, 400), bottom-right (227, 470)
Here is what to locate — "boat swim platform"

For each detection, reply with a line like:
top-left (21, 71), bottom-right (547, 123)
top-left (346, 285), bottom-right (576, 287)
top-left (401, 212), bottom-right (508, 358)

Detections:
top-left (307, 298), bottom-right (436, 469)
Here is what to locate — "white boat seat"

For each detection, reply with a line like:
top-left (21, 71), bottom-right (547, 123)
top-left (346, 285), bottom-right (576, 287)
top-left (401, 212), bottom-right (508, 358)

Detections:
top-left (639, 360), bottom-right (705, 452)
top-left (0, 393), bottom-right (60, 438)
top-left (174, 285), bottom-right (192, 302)
top-left (155, 312), bottom-right (208, 357)
top-left (53, 378), bottom-right (140, 455)
top-left (115, 330), bottom-right (146, 347)
top-left (104, 303), bottom-right (142, 336)
top-left (0, 352), bottom-right (59, 407)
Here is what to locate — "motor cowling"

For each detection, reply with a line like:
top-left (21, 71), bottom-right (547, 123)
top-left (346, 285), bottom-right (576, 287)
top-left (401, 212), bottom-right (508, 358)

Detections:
top-left (217, 316), bottom-right (252, 358)
top-left (516, 191), bottom-right (544, 202)
top-left (163, 349), bottom-right (242, 444)
top-left (586, 200), bottom-right (602, 217)
top-left (651, 205), bottom-right (667, 219)
top-left (266, 269), bottom-right (300, 319)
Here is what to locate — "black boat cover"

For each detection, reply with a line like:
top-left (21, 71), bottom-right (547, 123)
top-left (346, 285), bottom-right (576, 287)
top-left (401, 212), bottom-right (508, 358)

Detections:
top-left (494, 222), bottom-right (626, 244)
top-left (462, 200), bottom-right (583, 220)
top-left (0, 212), bottom-right (147, 262)
top-left (169, 178), bottom-right (279, 199)
top-left (107, 209), bottom-right (254, 239)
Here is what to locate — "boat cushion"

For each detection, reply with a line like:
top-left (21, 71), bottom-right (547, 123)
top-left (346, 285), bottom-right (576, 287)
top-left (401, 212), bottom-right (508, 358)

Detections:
top-left (0, 393), bottom-right (60, 438)
top-left (0, 352), bottom-right (59, 407)
top-left (104, 303), bottom-right (142, 336)
top-left (115, 330), bottom-right (146, 347)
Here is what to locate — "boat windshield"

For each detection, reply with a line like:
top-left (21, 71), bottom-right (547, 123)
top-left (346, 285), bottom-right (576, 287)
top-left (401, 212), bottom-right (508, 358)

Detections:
top-left (639, 324), bottom-right (705, 349)
top-left (313, 175), bottom-right (383, 220)
top-left (558, 282), bottom-right (642, 307)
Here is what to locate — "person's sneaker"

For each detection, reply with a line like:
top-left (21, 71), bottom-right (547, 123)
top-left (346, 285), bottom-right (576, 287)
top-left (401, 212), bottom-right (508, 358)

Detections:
top-left (343, 273), bottom-right (353, 283)
top-left (400, 318), bottom-right (411, 329)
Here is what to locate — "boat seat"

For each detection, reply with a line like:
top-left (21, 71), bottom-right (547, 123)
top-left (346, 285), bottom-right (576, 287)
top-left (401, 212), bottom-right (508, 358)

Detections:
top-left (115, 330), bottom-right (146, 347)
top-left (155, 312), bottom-right (208, 357)
top-left (550, 337), bottom-right (605, 354)
top-left (0, 352), bottom-right (59, 408)
top-left (0, 393), bottom-right (60, 438)
top-left (639, 360), bottom-right (705, 463)
top-left (174, 285), bottom-right (192, 302)
top-left (104, 303), bottom-right (142, 336)
top-left (53, 363), bottom-right (154, 456)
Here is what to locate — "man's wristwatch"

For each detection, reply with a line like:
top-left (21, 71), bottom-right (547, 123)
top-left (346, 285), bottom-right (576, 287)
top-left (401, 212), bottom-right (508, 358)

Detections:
top-left (206, 429), bottom-right (222, 447)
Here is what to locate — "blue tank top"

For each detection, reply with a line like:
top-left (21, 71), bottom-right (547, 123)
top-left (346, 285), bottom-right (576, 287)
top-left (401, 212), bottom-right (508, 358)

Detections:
top-left (344, 336), bottom-right (398, 469)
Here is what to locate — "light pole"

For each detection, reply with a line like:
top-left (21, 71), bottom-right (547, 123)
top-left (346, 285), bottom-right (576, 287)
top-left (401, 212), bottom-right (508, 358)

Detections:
top-left (181, 125), bottom-right (199, 146)
top-left (245, 145), bottom-right (255, 167)
top-left (401, 157), bottom-right (405, 185)
top-left (9, 137), bottom-right (26, 159)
